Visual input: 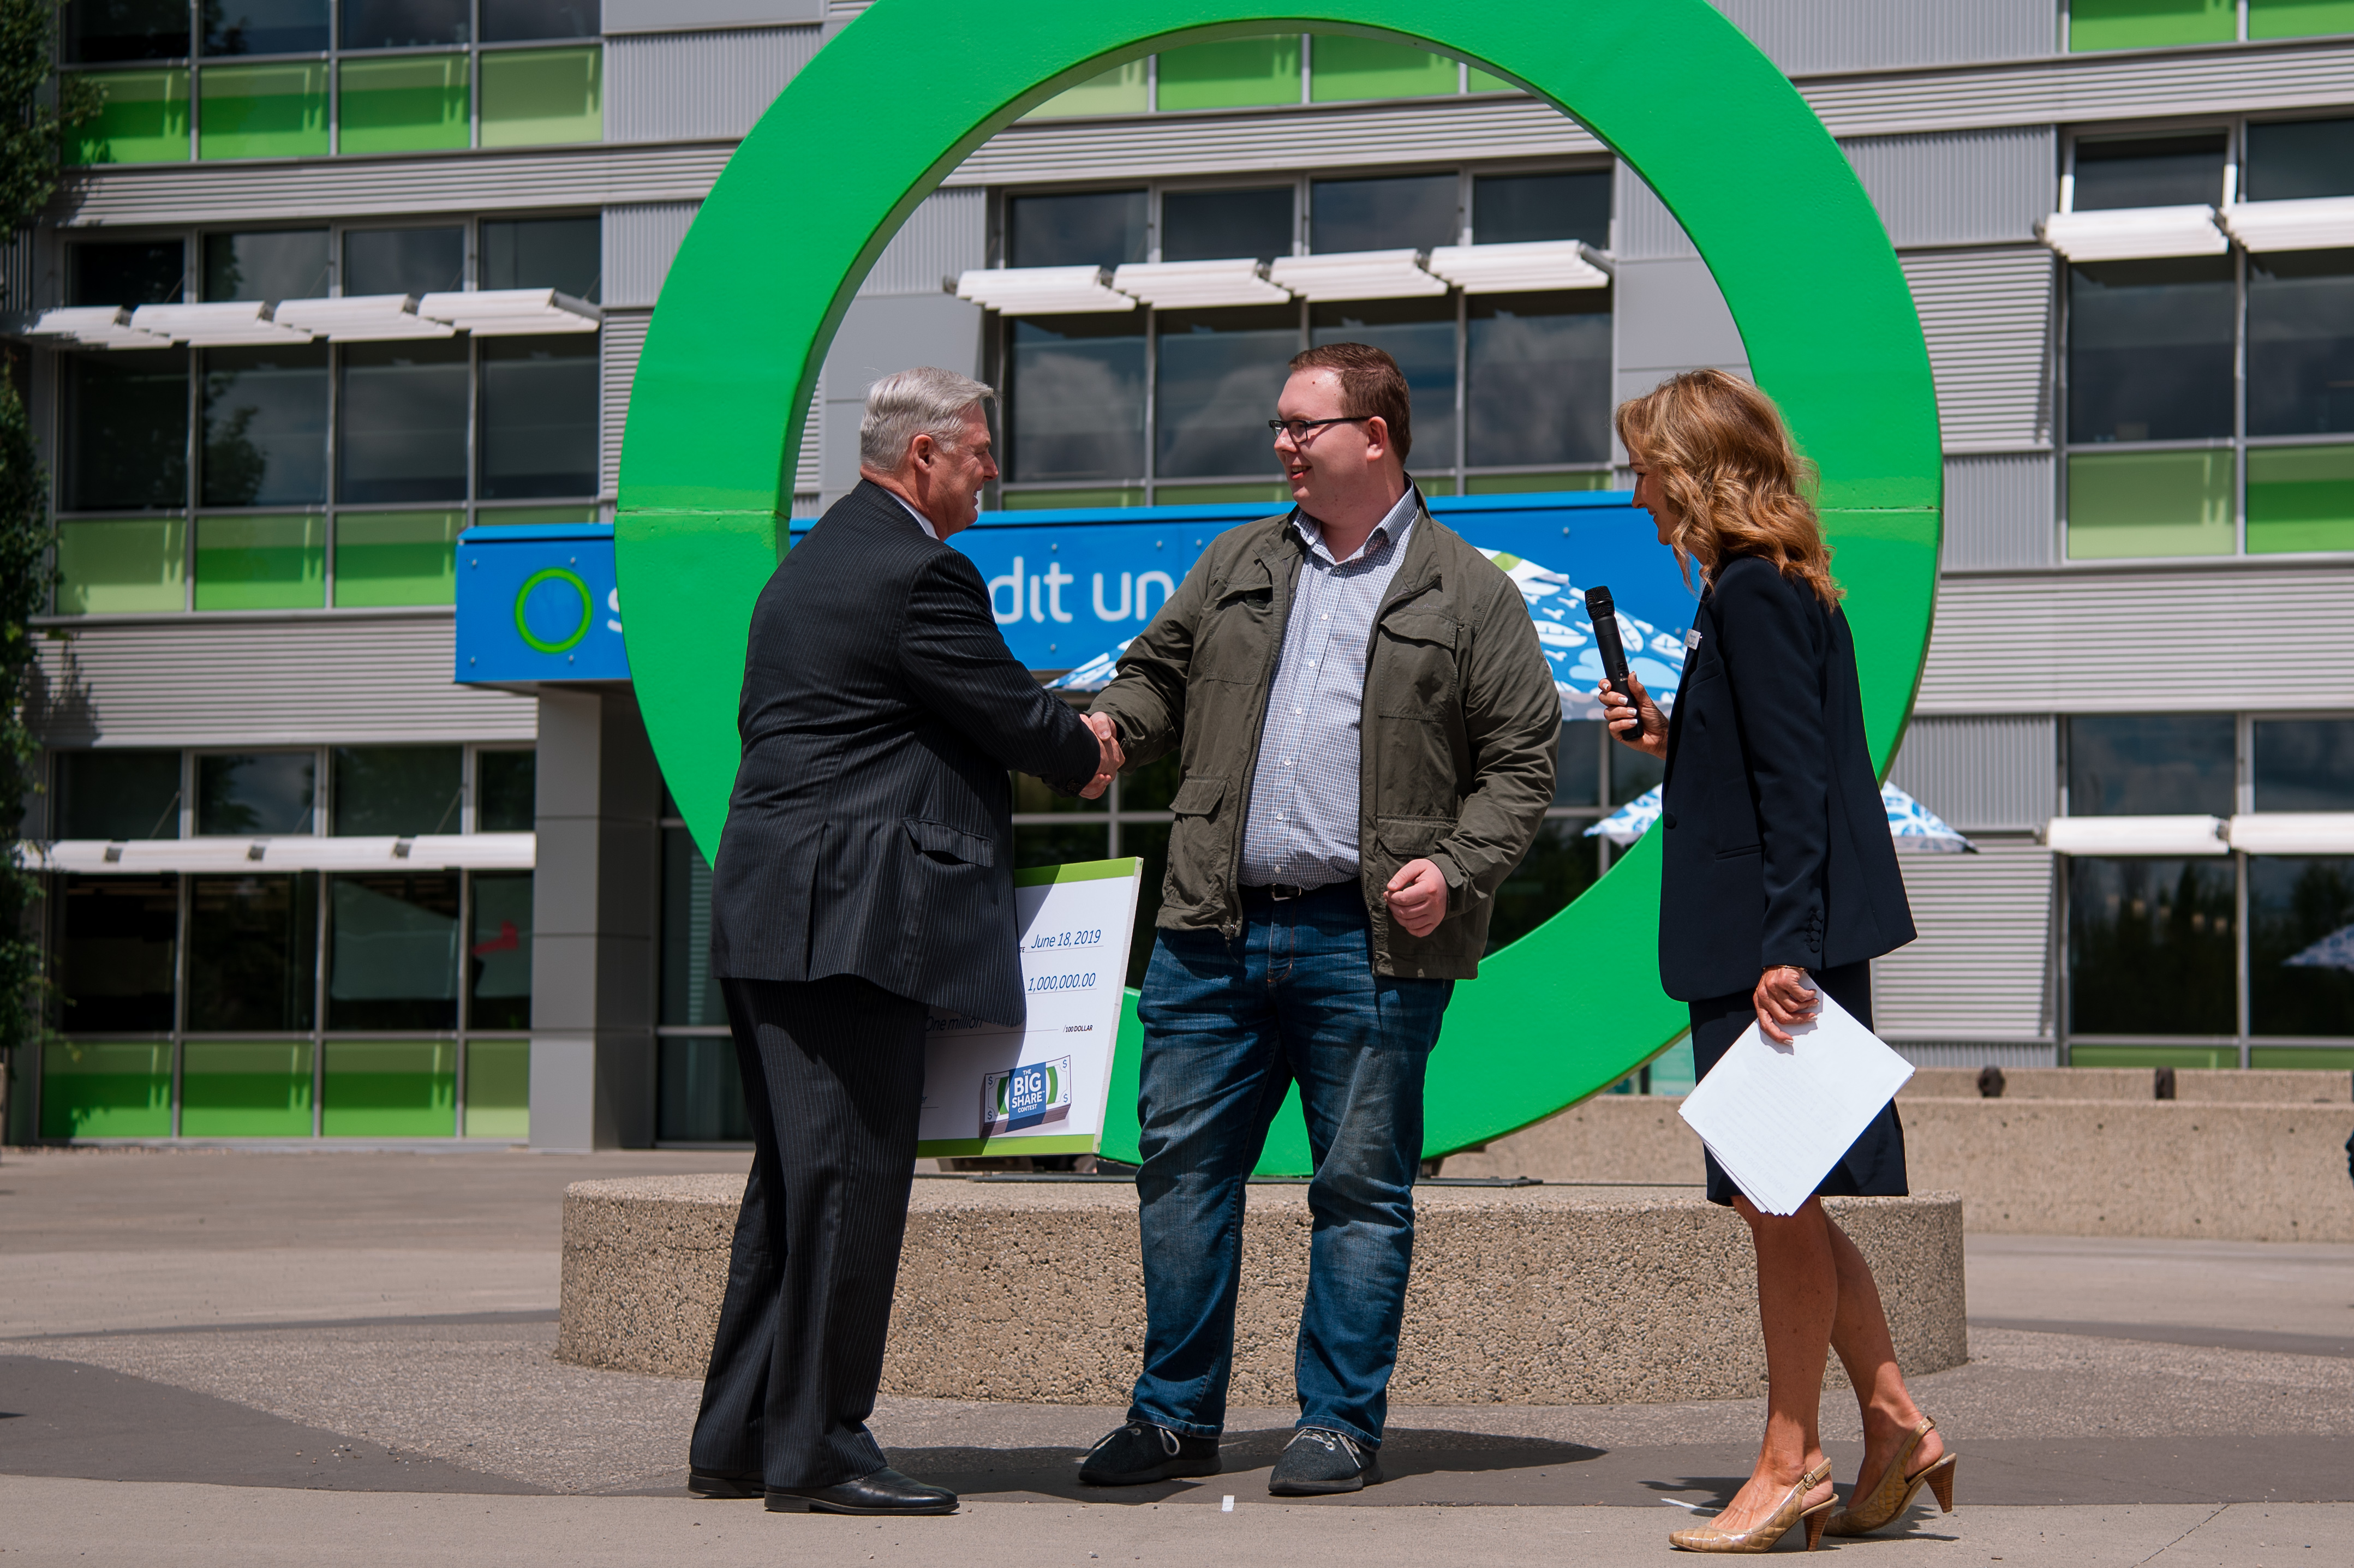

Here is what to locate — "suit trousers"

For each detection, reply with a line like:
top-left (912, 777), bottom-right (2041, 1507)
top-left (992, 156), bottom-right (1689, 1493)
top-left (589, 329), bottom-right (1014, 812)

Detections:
top-left (689, 974), bottom-right (928, 1489)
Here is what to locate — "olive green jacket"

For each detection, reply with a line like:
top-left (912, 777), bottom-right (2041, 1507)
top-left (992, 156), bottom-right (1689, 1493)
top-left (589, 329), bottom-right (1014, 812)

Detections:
top-left (1088, 498), bottom-right (1560, 979)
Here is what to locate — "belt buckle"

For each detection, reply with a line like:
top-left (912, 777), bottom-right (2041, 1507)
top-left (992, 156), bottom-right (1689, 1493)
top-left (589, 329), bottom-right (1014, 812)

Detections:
top-left (1270, 883), bottom-right (1303, 901)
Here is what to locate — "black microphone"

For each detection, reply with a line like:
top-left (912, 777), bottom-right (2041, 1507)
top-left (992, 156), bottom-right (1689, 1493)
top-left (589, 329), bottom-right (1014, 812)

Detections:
top-left (1586, 585), bottom-right (1633, 708)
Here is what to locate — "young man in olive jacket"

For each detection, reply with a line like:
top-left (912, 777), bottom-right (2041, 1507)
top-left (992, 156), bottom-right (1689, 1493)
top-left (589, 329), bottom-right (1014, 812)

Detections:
top-left (1074, 344), bottom-right (1559, 1495)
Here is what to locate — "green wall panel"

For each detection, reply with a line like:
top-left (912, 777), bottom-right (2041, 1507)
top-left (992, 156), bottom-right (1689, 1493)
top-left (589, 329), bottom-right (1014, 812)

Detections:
top-left (195, 513), bottom-right (325, 610)
top-left (480, 46), bottom-right (602, 147)
top-left (1467, 63), bottom-right (1516, 93)
top-left (1000, 487), bottom-right (1146, 510)
top-left (2068, 1043), bottom-right (2239, 1069)
top-left (56, 517), bottom-right (187, 614)
top-left (1156, 36), bottom-right (1301, 110)
top-left (463, 1039), bottom-right (531, 1139)
top-left (41, 1042), bottom-right (171, 1138)
top-left (1466, 471), bottom-right (1612, 494)
top-left (323, 1040), bottom-right (456, 1136)
top-left (2070, 0), bottom-right (2237, 50)
top-left (334, 510), bottom-right (461, 606)
top-left (1021, 59), bottom-right (1148, 119)
top-left (616, 0), bottom-right (1941, 1173)
top-left (1149, 481), bottom-right (1294, 505)
top-left (1310, 34), bottom-right (1458, 101)
top-left (2248, 444), bottom-right (2354, 554)
top-left (338, 55), bottom-right (470, 155)
top-left (2066, 450), bottom-right (2236, 559)
top-left (199, 63), bottom-right (329, 160)
top-left (66, 69), bottom-right (190, 165)
top-left (2249, 0), bottom-right (2354, 37)
top-left (2249, 1045), bottom-right (2354, 1070)
top-left (180, 1042), bottom-right (314, 1138)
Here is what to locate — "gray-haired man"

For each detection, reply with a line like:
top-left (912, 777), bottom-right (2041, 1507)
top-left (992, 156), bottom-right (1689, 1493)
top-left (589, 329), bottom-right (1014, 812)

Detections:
top-left (688, 368), bottom-right (1119, 1516)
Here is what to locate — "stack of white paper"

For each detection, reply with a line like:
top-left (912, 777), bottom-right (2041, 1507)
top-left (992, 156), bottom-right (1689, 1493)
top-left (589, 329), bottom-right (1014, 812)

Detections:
top-left (1676, 990), bottom-right (1915, 1216)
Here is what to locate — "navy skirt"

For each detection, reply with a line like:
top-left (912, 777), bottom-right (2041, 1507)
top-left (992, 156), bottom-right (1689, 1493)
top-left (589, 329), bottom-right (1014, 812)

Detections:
top-left (1686, 959), bottom-right (1909, 1208)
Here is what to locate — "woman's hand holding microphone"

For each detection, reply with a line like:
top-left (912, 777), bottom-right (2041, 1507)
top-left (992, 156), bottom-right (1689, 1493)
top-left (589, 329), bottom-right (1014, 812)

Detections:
top-left (1597, 671), bottom-right (1669, 758)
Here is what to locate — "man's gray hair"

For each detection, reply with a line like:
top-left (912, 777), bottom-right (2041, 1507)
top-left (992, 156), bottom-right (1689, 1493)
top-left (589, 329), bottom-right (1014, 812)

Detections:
top-left (859, 367), bottom-right (994, 471)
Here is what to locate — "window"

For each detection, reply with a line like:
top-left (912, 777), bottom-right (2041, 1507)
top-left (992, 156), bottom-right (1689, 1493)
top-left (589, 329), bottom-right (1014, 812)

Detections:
top-left (64, 4), bottom-right (600, 164)
top-left (196, 751), bottom-right (316, 835)
top-left (56, 876), bottom-right (178, 1033)
top-left (187, 872), bottom-right (319, 1031)
top-left (2064, 122), bottom-right (2354, 559)
top-left (2068, 857), bottom-right (2238, 1036)
top-left (994, 171), bottom-right (1615, 505)
top-left (2066, 714), bottom-right (2236, 816)
top-left (476, 750), bottom-right (537, 831)
top-left (2249, 857), bottom-right (2354, 1038)
top-left (61, 352), bottom-right (187, 512)
top-left (479, 336), bottom-right (599, 499)
top-left (70, 240), bottom-right (186, 306)
top-left (468, 871), bottom-right (534, 1030)
top-left (1162, 187), bottom-right (1292, 263)
top-left (344, 227), bottom-right (465, 297)
top-left (201, 344), bottom-right (331, 507)
top-left (1005, 190), bottom-right (1148, 270)
top-left (332, 746), bottom-right (463, 835)
top-left (480, 215), bottom-right (601, 301)
top-left (57, 751), bottom-right (183, 840)
top-left (327, 872), bottom-right (460, 1031)
top-left (1024, 35), bottom-right (1515, 119)
top-left (2071, 0), bottom-right (2354, 50)
top-left (204, 229), bottom-right (330, 302)
top-left (1309, 35), bottom-right (1456, 103)
top-left (338, 339), bottom-right (470, 504)
top-left (1157, 36), bottom-right (1301, 112)
top-left (2254, 718), bottom-right (2354, 810)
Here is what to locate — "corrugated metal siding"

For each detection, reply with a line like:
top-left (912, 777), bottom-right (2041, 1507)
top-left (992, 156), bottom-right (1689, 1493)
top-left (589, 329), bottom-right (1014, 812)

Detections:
top-left (601, 309), bottom-right (650, 499)
top-left (858, 187), bottom-right (984, 297)
top-left (55, 144), bottom-right (732, 228)
top-left (604, 201), bottom-right (699, 308)
top-left (1902, 247), bottom-right (2053, 454)
top-left (1889, 715), bottom-right (2056, 830)
top-left (1713, 0), bottom-right (2053, 74)
top-left (1945, 451), bottom-right (2054, 569)
top-left (1917, 564), bottom-right (2354, 715)
top-left (1888, 1040), bottom-right (2059, 1068)
top-left (1844, 127), bottom-right (2052, 249)
top-left (944, 43), bottom-right (2354, 187)
top-left (1614, 165), bottom-right (1693, 261)
top-left (793, 389), bottom-right (821, 495)
top-left (29, 618), bottom-right (536, 747)
top-left (1873, 835), bottom-right (2055, 1041)
top-left (606, 25), bottom-right (818, 143)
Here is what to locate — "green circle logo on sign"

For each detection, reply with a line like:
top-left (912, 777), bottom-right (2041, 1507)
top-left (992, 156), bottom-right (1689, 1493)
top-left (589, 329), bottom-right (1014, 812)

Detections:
top-left (617, 0), bottom-right (1941, 1171)
top-left (515, 566), bottom-right (595, 655)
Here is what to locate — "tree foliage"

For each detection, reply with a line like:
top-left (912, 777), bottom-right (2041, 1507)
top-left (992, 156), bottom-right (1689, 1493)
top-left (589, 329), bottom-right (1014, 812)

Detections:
top-left (0, 0), bottom-right (71, 1069)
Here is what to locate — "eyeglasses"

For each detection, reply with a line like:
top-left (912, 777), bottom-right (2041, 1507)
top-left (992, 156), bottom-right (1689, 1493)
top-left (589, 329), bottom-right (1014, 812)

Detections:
top-left (1267, 415), bottom-right (1369, 442)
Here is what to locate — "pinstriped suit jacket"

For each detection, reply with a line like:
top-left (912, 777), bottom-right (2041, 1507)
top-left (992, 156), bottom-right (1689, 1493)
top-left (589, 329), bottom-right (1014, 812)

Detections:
top-left (709, 480), bottom-right (1102, 1026)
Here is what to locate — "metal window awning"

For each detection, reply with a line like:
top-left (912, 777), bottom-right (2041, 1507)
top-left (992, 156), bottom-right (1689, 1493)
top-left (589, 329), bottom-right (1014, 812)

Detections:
top-left (27, 833), bottom-right (537, 875)
top-left (2040, 815), bottom-right (2228, 855)
top-left (417, 288), bottom-right (601, 335)
top-left (274, 293), bottom-right (457, 341)
top-left (2225, 813), bottom-right (2354, 855)
top-left (1426, 241), bottom-right (1612, 294)
top-left (955, 266), bottom-right (1137, 315)
top-left (1268, 249), bottom-right (1448, 301)
top-left (1110, 259), bottom-right (1292, 310)
top-left (2038, 206), bottom-right (2228, 262)
top-left (2220, 196), bottom-right (2354, 254)
top-left (26, 306), bottom-right (176, 350)
top-left (129, 301), bottom-right (315, 346)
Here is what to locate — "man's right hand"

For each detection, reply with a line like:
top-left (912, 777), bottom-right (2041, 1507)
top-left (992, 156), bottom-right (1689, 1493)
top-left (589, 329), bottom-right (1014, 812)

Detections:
top-left (1080, 711), bottom-right (1124, 799)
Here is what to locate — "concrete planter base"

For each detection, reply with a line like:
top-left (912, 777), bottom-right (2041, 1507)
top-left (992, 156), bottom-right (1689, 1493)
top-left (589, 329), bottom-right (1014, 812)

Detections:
top-left (558, 1176), bottom-right (1966, 1405)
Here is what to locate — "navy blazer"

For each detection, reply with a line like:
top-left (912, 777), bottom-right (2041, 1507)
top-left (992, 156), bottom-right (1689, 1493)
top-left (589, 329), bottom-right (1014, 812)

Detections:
top-left (1656, 555), bottom-right (1915, 1002)
top-left (708, 480), bottom-right (1103, 1026)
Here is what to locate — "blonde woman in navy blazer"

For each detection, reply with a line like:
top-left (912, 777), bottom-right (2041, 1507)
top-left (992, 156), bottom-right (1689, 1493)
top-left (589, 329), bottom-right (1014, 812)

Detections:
top-left (1599, 370), bottom-right (1958, 1554)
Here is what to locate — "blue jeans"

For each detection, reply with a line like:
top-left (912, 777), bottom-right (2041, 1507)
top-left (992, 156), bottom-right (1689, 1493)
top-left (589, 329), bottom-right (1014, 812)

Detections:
top-left (1127, 884), bottom-right (1452, 1450)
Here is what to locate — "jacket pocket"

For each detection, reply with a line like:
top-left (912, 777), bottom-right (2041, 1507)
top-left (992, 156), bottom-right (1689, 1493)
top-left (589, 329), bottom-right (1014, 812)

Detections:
top-left (904, 817), bottom-right (996, 867)
top-left (1374, 611), bottom-right (1460, 715)
top-left (1376, 813), bottom-right (1455, 863)
top-left (1714, 843), bottom-right (1761, 861)
top-left (1169, 775), bottom-right (1228, 818)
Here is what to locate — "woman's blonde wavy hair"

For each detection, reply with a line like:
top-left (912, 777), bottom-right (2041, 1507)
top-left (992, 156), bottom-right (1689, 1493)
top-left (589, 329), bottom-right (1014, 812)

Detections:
top-left (1613, 369), bottom-right (1841, 607)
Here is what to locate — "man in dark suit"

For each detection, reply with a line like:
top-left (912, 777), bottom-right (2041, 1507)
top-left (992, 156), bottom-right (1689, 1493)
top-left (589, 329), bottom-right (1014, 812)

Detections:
top-left (688, 367), bottom-right (1115, 1517)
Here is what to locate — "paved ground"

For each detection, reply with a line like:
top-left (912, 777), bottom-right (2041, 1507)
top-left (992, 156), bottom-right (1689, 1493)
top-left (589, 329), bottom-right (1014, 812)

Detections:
top-left (3, 1146), bottom-right (2351, 1565)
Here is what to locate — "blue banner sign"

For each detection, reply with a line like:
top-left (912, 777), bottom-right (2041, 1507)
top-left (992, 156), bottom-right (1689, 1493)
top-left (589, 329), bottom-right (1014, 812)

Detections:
top-left (790, 490), bottom-right (1698, 673)
top-left (455, 524), bottom-right (630, 684)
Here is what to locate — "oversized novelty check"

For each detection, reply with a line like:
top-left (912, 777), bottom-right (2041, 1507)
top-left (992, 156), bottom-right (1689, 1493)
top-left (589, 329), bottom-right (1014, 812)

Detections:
top-left (916, 857), bottom-right (1140, 1159)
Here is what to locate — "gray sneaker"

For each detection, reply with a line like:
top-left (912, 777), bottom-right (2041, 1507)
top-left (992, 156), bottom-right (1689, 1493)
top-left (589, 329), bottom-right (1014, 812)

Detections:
top-left (1079, 1420), bottom-right (1221, 1486)
top-left (1267, 1427), bottom-right (1383, 1495)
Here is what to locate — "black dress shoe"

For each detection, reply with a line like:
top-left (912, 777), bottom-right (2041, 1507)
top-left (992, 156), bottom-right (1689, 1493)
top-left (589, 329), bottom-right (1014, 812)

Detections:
top-left (765, 1467), bottom-right (957, 1516)
top-left (687, 1467), bottom-right (764, 1499)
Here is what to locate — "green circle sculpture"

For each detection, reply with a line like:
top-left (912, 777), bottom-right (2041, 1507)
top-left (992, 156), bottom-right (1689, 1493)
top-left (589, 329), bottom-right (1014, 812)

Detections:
top-left (514, 567), bottom-right (595, 655)
top-left (617, 0), bottom-right (1941, 1172)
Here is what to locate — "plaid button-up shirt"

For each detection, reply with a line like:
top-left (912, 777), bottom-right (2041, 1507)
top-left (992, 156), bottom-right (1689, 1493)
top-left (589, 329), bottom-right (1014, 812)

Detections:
top-left (1238, 486), bottom-right (1421, 889)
